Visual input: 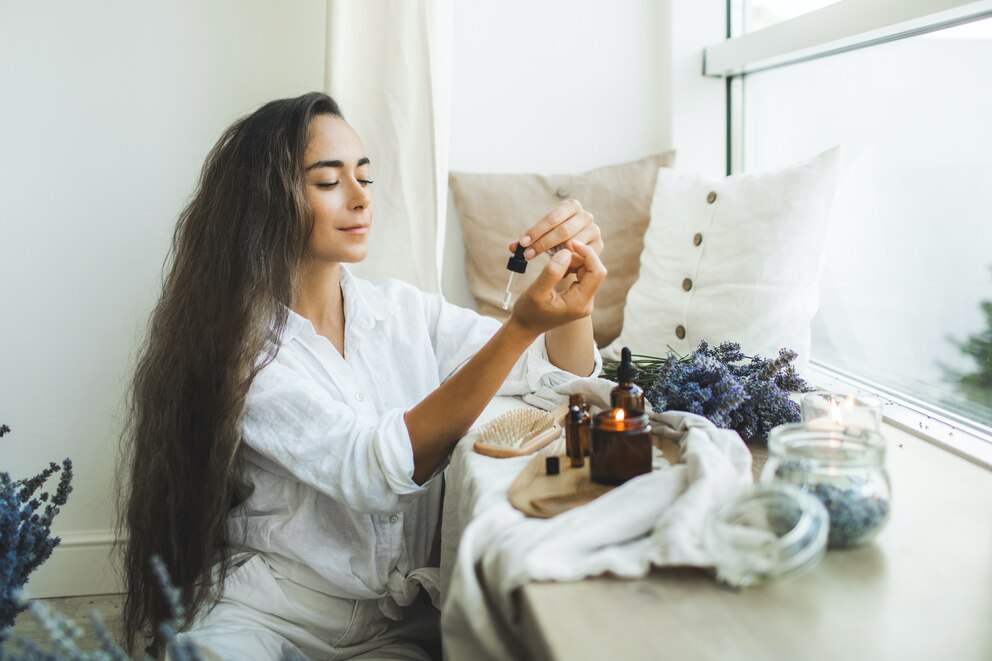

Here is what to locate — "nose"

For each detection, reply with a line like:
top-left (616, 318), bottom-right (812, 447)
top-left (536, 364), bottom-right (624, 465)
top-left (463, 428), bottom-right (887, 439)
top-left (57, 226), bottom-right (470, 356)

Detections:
top-left (348, 178), bottom-right (372, 210)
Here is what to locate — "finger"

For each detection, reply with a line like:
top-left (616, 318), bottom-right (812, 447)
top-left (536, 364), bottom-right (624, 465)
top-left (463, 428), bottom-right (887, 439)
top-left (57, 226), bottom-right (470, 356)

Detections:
top-left (563, 225), bottom-right (603, 270)
top-left (516, 199), bottom-right (584, 253)
top-left (573, 222), bottom-right (603, 254)
top-left (563, 241), bottom-right (606, 300)
top-left (528, 249), bottom-right (573, 296)
top-left (525, 210), bottom-right (592, 260)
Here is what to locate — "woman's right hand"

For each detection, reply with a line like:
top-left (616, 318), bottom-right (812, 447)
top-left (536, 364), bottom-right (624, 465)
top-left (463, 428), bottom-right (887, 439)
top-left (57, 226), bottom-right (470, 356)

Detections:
top-left (508, 240), bottom-right (607, 336)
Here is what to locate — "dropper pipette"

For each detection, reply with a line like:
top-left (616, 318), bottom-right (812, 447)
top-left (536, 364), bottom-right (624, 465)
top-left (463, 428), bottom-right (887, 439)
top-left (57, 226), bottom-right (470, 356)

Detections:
top-left (502, 245), bottom-right (528, 310)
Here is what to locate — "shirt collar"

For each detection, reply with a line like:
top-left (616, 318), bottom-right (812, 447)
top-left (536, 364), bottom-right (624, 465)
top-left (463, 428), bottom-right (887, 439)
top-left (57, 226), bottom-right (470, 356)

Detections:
top-left (274, 265), bottom-right (392, 345)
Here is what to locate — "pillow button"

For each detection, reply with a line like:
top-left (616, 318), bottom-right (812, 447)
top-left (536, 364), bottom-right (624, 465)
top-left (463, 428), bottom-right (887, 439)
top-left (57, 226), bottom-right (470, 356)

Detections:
top-left (555, 186), bottom-right (571, 200)
top-left (693, 233), bottom-right (703, 246)
top-left (682, 278), bottom-right (693, 291)
top-left (706, 191), bottom-right (717, 204)
top-left (675, 325), bottom-right (686, 339)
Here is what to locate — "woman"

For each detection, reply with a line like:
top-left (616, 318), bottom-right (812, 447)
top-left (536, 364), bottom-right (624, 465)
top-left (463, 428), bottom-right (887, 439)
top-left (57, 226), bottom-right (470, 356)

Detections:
top-left (118, 92), bottom-right (606, 659)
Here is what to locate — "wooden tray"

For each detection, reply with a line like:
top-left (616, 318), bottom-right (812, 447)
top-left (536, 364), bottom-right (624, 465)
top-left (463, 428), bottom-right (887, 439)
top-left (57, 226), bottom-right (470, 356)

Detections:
top-left (508, 452), bottom-right (614, 518)
top-left (507, 435), bottom-right (766, 518)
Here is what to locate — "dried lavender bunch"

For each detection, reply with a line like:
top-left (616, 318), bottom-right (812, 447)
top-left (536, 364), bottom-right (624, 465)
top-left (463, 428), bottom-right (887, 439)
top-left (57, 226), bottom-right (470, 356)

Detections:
top-left (605, 341), bottom-right (814, 445)
top-left (1, 425), bottom-right (74, 634)
top-left (726, 346), bottom-right (812, 444)
top-left (1, 555), bottom-right (203, 660)
top-left (643, 353), bottom-right (746, 428)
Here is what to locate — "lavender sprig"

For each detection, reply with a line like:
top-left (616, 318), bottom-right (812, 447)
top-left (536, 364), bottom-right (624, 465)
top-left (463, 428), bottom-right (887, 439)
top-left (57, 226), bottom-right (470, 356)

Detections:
top-left (151, 555), bottom-right (203, 661)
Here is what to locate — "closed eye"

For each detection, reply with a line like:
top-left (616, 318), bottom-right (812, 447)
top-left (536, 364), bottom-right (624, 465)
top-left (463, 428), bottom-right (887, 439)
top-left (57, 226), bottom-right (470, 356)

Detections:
top-left (315, 180), bottom-right (373, 189)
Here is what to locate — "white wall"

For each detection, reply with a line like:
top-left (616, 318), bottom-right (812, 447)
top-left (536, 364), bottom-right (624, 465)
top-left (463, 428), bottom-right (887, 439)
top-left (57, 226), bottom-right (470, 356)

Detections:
top-left (0, 0), bottom-right (326, 597)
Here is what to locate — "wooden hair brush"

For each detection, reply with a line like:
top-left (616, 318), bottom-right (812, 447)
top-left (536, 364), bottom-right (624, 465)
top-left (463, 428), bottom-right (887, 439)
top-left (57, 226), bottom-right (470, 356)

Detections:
top-left (473, 404), bottom-right (569, 458)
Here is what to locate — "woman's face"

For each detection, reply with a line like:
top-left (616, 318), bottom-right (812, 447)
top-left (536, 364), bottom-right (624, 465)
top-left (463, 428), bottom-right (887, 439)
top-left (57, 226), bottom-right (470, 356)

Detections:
top-left (302, 114), bottom-right (373, 264)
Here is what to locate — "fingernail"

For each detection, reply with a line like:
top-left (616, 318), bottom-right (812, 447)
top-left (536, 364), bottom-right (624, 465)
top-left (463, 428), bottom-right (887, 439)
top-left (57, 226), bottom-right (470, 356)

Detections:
top-left (519, 235), bottom-right (532, 247)
top-left (524, 248), bottom-right (536, 259)
top-left (553, 249), bottom-right (570, 263)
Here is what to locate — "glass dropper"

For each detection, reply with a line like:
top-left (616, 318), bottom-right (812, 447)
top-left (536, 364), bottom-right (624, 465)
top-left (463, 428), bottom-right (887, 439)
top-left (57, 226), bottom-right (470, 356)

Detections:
top-left (502, 245), bottom-right (528, 310)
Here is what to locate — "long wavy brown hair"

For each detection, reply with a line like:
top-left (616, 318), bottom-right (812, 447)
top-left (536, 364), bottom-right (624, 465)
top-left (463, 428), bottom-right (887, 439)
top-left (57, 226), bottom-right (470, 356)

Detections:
top-left (116, 92), bottom-right (342, 656)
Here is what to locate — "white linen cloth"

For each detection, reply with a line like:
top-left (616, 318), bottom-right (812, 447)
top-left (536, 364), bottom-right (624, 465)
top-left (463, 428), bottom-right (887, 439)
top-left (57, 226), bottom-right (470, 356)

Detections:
top-left (440, 378), bottom-right (753, 661)
top-left (230, 265), bottom-right (601, 621)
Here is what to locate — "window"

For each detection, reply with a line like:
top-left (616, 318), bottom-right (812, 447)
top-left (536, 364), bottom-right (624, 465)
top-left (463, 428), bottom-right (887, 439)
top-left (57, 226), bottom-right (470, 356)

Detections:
top-left (707, 0), bottom-right (992, 454)
top-left (743, 0), bottom-right (841, 32)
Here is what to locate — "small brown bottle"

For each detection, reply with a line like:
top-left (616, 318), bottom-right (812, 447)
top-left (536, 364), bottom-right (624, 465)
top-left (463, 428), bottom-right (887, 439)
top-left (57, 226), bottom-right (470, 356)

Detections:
top-left (611, 347), bottom-right (645, 415)
top-left (565, 404), bottom-right (591, 468)
top-left (568, 393), bottom-right (592, 456)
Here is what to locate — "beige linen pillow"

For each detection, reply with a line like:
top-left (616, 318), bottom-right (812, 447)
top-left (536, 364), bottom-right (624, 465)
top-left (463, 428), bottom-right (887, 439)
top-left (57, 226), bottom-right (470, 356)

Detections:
top-left (603, 148), bottom-right (840, 369)
top-left (449, 152), bottom-right (676, 347)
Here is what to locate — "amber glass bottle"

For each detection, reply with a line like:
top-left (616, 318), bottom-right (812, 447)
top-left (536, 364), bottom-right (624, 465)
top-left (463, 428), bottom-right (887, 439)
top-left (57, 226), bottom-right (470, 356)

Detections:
top-left (611, 347), bottom-right (645, 415)
top-left (566, 405), bottom-right (591, 468)
top-left (568, 394), bottom-right (591, 457)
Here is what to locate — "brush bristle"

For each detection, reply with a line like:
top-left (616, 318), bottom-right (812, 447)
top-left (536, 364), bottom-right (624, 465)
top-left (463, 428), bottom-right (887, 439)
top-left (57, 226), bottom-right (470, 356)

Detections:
top-left (477, 408), bottom-right (556, 448)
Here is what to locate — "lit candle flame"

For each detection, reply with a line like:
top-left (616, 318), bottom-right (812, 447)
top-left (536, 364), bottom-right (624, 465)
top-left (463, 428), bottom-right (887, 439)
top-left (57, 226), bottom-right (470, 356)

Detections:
top-left (614, 408), bottom-right (626, 422)
top-left (829, 399), bottom-right (843, 425)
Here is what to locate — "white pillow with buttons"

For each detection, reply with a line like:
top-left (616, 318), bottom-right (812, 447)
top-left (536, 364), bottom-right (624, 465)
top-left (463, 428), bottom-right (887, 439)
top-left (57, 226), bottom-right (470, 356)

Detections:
top-left (602, 147), bottom-right (840, 371)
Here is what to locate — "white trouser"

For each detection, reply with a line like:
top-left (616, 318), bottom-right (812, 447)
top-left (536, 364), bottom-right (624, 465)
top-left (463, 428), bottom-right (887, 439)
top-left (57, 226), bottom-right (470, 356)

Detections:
top-left (172, 554), bottom-right (439, 661)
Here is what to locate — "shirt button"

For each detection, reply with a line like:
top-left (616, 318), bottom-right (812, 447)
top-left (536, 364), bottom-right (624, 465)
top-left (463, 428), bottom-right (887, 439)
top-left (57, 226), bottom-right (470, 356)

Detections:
top-left (693, 233), bottom-right (703, 246)
top-left (682, 278), bottom-right (693, 291)
top-left (355, 393), bottom-right (365, 402)
top-left (389, 515), bottom-right (399, 523)
top-left (675, 325), bottom-right (686, 340)
top-left (706, 191), bottom-right (717, 204)
top-left (555, 186), bottom-right (571, 199)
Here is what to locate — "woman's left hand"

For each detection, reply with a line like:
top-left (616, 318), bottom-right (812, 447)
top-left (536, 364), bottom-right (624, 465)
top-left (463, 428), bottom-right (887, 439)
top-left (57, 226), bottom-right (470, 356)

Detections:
top-left (508, 199), bottom-right (604, 273)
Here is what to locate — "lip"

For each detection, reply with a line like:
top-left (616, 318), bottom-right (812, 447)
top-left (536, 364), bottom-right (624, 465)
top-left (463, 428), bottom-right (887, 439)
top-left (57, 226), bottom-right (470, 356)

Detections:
top-left (339, 225), bottom-right (370, 235)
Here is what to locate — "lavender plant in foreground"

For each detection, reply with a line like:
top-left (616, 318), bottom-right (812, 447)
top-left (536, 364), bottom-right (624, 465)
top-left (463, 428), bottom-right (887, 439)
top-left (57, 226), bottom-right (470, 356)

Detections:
top-left (0, 556), bottom-right (202, 660)
top-left (1, 424), bottom-right (73, 635)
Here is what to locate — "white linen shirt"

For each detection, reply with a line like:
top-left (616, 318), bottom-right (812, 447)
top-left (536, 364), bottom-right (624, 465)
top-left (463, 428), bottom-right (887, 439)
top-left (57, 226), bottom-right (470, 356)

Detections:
top-left (230, 266), bottom-right (601, 615)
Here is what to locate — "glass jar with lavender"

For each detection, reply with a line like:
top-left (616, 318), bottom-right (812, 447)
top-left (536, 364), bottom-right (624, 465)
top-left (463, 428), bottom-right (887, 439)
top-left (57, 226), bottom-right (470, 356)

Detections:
top-left (760, 424), bottom-right (891, 549)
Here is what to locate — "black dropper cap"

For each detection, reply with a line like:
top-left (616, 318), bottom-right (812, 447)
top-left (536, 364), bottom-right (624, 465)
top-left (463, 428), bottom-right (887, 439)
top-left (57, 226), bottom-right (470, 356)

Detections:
top-left (618, 347), bottom-right (638, 384)
top-left (507, 245), bottom-right (528, 273)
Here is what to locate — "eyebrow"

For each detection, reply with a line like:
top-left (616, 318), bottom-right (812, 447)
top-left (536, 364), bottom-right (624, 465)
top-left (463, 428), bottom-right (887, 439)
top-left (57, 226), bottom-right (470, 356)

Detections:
top-left (305, 157), bottom-right (370, 171)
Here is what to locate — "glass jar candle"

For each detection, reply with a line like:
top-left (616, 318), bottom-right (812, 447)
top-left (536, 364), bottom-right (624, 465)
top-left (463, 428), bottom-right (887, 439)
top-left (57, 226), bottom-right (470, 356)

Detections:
top-left (760, 424), bottom-right (891, 549)
top-left (590, 408), bottom-right (652, 485)
top-left (800, 392), bottom-right (883, 431)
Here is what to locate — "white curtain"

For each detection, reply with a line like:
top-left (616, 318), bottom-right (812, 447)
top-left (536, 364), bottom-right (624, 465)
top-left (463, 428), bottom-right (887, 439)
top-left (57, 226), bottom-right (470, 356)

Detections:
top-left (325, 0), bottom-right (453, 293)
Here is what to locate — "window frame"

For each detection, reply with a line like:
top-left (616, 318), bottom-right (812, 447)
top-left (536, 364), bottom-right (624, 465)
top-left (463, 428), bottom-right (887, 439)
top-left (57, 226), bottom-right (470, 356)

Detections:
top-left (708, 0), bottom-right (992, 468)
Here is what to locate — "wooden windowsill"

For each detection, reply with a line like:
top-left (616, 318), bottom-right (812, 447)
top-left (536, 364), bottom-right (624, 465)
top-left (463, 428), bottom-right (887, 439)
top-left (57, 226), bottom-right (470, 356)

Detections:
top-left (517, 422), bottom-right (992, 660)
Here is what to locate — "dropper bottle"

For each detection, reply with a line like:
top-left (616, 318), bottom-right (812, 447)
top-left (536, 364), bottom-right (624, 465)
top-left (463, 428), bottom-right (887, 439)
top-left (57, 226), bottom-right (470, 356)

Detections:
top-left (502, 245), bottom-right (528, 310)
top-left (611, 347), bottom-right (645, 415)
top-left (566, 393), bottom-right (592, 463)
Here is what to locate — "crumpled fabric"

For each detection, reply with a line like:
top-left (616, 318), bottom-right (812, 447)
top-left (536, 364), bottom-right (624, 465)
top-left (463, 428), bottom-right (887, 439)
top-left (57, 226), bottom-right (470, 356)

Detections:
top-left (440, 379), bottom-right (752, 661)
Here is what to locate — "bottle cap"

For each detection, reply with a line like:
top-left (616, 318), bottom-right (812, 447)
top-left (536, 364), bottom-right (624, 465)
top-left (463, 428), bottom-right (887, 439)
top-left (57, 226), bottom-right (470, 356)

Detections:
top-left (545, 456), bottom-right (560, 475)
top-left (507, 245), bottom-right (528, 274)
top-left (618, 347), bottom-right (638, 383)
